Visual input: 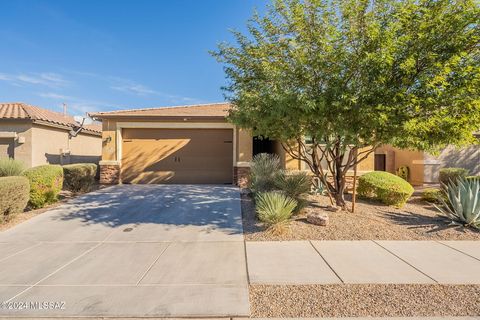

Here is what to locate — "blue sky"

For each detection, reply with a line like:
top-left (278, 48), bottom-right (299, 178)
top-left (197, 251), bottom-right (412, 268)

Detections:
top-left (0, 0), bottom-right (267, 116)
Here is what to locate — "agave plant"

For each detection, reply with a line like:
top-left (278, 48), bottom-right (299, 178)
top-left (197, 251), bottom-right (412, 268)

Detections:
top-left (435, 178), bottom-right (480, 229)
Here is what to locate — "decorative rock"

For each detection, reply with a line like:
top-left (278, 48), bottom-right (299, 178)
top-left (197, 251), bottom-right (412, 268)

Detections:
top-left (307, 212), bottom-right (329, 226)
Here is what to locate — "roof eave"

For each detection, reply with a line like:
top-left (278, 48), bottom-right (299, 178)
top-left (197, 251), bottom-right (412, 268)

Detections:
top-left (32, 119), bottom-right (101, 136)
top-left (89, 114), bottom-right (228, 121)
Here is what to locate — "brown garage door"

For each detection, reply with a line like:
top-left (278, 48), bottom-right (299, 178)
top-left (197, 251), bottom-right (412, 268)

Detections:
top-left (121, 128), bottom-right (233, 184)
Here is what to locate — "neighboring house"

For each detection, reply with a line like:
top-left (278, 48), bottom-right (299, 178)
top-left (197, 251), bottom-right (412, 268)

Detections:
top-left (375, 135), bottom-right (480, 185)
top-left (90, 102), bottom-right (374, 185)
top-left (0, 102), bottom-right (102, 168)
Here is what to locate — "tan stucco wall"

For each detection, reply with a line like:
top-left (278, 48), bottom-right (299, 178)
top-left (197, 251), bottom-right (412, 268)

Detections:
top-left (270, 140), bottom-right (302, 170)
top-left (427, 145), bottom-right (480, 176)
top-left (0, 120), bottom-right (33, 167)
top-left (101, 119), bottom-right (117, 161)
top-left (356, 147), bottom-right (375, 173)
top-left (423, 144), bottom-right (480, 182)
top-left (376, 145), bottom-right (425, 185)
top-left (376, 143), bottom-right (480, 185)
top-left (236, 128), bottom-right (252, 163)
top-left (0, 121), bottom-right (101, 168)
top-left (68, 131), bottom-right (102, 163)
top-left (281, 143), bottom-right (374, 174)
top-left (31, 124), bottom-right (101, 167)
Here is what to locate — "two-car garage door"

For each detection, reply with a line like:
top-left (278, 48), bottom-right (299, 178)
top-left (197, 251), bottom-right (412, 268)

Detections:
top-left (121, 128), bottom-right (233, 184)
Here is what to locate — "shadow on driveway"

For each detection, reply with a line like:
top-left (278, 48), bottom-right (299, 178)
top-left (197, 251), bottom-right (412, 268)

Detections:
top-left (0, 184), bottom-right (243, 242)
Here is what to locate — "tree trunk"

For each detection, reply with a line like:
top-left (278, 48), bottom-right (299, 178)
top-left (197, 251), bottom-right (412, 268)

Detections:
top-left (333, 156), bottom-right (347, 208)
top-left (333, 179), bottom-right (346, 208)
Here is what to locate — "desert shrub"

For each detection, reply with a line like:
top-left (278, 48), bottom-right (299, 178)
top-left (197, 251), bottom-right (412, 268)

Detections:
top-left (439, 167), bottom-right (468, 186)
top-left (436, 178), bottom-right (480, 229)
top-left (23, 165), bottom-right (63, 209)
top-left (396, 165), bottom-right (409, 181)
top-left (63, 163), bottom-right (97, 193)
top-left (275, 171), bottom-right (311, 212)
top-left (0, 176), bottom-right (29, 222)
top-left (0, 158), bottom-right (25, 177)
top-left (421, 188), bottom-right (444, 203)
top-left (357, 171), bottom-right (414, 208)
top-left (249, 153), bottom-right (282, 193)
top-left (255, 191), bottom-right (297, 232)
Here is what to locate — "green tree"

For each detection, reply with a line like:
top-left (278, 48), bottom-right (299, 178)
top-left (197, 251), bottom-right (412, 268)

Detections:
top-left (212, 0), bottom-right (480, 208)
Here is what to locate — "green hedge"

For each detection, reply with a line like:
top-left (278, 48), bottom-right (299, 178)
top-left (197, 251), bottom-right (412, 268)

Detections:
top-left (23, 165), bottom-right (63, 209)
top-left (0, 176), bottom-right (30, 222)
top-left (421, 188), bottom-right (444, 203)
top-left (439, 167), bottom-right (468, 185)
top-left (63, 163), bottom-right (97, 193)
top-left (357, 171), bottom-right (414, 208)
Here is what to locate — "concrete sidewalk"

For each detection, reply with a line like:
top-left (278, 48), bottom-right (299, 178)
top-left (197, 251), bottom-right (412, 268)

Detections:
top-left (246, 240), bottom-right (480, 284)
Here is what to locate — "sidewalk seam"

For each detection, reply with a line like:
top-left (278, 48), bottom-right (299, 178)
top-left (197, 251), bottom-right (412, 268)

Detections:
top-left (372, 240), bottom-right (438, 284)
top-left (436, 241), bottom-right (480, 262)
top-left (243, 241), bottom-right (251, 284)
top-left (309, 240), bottom-right (344, 284)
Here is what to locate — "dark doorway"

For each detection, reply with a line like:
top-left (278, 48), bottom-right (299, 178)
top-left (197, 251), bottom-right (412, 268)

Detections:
top-left (253, 136), bottom-right (275, 156)
top-left (375, 154), bottom-right (386, 171)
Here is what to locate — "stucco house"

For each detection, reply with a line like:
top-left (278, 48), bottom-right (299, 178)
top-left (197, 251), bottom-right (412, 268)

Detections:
top-left (0, 102), bottom-right (102, 167)
top-left (375, 141), bottom-right (480, 186)
top-left (90, 102), bottom-right (374, 185)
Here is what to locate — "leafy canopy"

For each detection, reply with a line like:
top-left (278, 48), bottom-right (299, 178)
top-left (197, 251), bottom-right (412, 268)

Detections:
top-left (213, 0), bottom-right (480, 153)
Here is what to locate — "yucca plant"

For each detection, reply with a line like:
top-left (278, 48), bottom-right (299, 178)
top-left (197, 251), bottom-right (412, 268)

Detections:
top-left (255, 191), bottom-right (297, 234)
top-left (435, 178), bottom-right (480, 229)
top-left (249, 153), bottom-right (282, 193)
top-left (0, 158), bottom-right (25, 177)
top-left (276, 171), bottom-right (311, 199)
top-left (275, 171), bottom-right (311, 212)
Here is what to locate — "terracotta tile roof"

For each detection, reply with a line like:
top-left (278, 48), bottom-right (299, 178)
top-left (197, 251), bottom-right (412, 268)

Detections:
top-left (89, 102), bottom-right (232, 118)
top-left (0, 102), bottom-right (101, 135)
top-left (83, 123), bottom-right (102, 133)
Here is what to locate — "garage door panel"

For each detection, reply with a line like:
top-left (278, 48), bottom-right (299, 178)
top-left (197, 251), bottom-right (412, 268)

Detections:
top-left (121, 128), bottom-right (233, 184)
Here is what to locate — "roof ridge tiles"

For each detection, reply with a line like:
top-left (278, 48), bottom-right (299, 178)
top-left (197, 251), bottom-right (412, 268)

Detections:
top-left (94, 102), bottom-right (230, 115)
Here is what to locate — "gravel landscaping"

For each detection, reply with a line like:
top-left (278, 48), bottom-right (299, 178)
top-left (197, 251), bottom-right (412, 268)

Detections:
top-left (242, 193), bottom-right (480, 241)
top-left (250, 284), bottom-right (480, 317)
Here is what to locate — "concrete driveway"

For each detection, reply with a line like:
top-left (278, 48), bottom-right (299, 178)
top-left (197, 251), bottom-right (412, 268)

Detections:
top-left (0, 185), bottom-right (249, 317)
